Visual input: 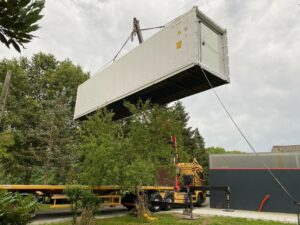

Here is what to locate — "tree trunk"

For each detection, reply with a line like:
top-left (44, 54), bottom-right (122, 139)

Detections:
top-left (23, 169), bottom-right (32, 184)
top-left (44, 122), bottom-right (54, 185)
top-left (0, 71), bottom-right (12, 125)
top-left (134, 184), bottom-right (157, 222)
top-left (72, 201), bottom-right (78, 225)
top-left (43, 160), bottom-right (49, 185)
top-left (80, 206), bottom-right (95, 225)
top-left (135, 184), bottom-right (147, 220)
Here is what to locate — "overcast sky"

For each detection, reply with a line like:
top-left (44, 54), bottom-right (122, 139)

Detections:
top-left (1, 0), bottom-right (299, 152)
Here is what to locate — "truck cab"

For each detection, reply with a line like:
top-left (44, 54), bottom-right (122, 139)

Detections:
top-left (174, 158), bottom-right (206, 207)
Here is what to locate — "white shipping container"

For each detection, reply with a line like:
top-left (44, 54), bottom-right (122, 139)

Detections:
top-left (74, 6), bottom-right (229, 120)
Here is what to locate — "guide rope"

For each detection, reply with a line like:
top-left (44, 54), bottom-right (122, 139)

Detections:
top-left (94, 23), bottom-right (299, 222)
top-left (162, 65), bottom-right (300, 223)
top-left (198, 65), bottom-right (300, 222)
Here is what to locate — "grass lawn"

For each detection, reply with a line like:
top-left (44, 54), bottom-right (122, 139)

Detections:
top-left (36, 203), bottom-right (67, 213)
top-left (40, 214), bottom-right (295, 225)
top-left (36, 203), bottom-right (54, 212)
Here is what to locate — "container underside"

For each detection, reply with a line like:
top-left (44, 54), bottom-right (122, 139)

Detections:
top-left (80, 65), bottom-right (228, 120)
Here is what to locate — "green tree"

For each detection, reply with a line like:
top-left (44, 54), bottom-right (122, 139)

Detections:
top-left (173, 101), bottom-right (205, 163)
top-left (78, 101), bottom-right (185, 189)
top-left (227, 150), bottom-right (243, 154)
top-left (80, 189), bottom-right (100, 225)
top-left (37, 95), bottom-right (77, 184)
top-left (77, 109), bottom-right (125, 186)
top-left (0, 130), bottom-right (14, 157)
top-left (77, 101), bottom-right (205, 219)
top-left (64, 186), bottom-right (83, 225)
top-left (127, 101), bottom-right (184, 217)
top-left (0, 0), bottom-right (45, 52)
top-left (0, 131), bottom-right (14, 183)
top-left (64, 186), bottom-right (99, 225)
top-left (0, 53), bottom-right (89, 184)
top-left (206, 146), bottom-right (226, 154)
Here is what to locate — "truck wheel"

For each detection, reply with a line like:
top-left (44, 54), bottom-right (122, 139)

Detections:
top-left (121, 193), bottom-right (136, 211)
top-left (196, 194), bottom-right (202, 207)
top-left (149, 193), bottom-right (162, 212)
top-left (162, 195), bottom-right (174, 211)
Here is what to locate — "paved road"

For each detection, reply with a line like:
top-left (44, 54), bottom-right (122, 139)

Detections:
top-left (31, 197), bottom-right (298, 224)
top-left (31, 207), bottom-right (128, 224)
top-left (163, 197), bottom-right (298, 224)
top-left (165, 207), bottom-right (298, 224)
top-left (31, 197), bottom-right (210, 224)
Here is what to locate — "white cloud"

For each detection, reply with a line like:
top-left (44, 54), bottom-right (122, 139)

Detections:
top-left (0, 0), bottom-right (299, 152)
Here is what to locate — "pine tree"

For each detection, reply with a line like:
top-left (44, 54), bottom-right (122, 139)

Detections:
top-left (173, 102), bottom-right (205, 161)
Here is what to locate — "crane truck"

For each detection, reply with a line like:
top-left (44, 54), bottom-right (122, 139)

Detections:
top-left (0, 137), bottom-right (207, 211)
top-left (0, 153), bottom-right (206, 212)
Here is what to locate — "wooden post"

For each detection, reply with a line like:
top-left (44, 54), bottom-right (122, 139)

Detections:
top-left (0, 71), bottom-right (12, 125)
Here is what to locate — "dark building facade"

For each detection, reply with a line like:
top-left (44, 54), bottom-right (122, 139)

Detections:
top-left (209, 153), bottom-right (300, 213)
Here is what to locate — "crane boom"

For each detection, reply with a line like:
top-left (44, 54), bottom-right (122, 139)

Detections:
top-left (133, 17), bottom-right (143, 44)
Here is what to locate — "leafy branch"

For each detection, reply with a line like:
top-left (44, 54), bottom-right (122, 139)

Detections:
top-left (0, 0), bottom-right (45, 52)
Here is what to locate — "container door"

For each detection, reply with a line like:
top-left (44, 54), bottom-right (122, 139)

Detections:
top-left (199, 22), bottom-right (224, 75)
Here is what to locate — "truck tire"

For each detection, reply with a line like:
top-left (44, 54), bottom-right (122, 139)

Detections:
top-left (149, 193), bottom-right (162, 212)
top-left (162, 194), bottom-right (174, 211)
top-left (121, 193), bottom-right (136, 211)
top-left (196, 193), bottom-right (202, 207)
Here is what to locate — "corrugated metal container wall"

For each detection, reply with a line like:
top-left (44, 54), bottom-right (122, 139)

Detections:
top-left (74, 6), bottom-right (229, 120)
top-left (209, 153), bottom-right (300, 169)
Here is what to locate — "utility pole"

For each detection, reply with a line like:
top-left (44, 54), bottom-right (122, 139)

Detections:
top-left (0, 71), bottom-right (12, 125)
top-left (133, 17), bottom-right (144, 44)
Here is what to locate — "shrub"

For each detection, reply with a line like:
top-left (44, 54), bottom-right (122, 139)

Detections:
top-left (80, 189), bottom-right (99, 225)
top-left (64, 186), bottom-right (99, 225)
top-left (0, 190), bottom-right (37, 225)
